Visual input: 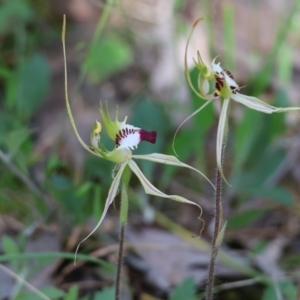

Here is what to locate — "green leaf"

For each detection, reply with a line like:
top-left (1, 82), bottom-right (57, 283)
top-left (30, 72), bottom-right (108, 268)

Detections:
top-left (249, 4), bottom-right (297, 95)
top-left (252, 187), bottom-right (293, 206)
top-left (0, 0), bottom-right (32, 34)
top-left (84, 34), bottom-right (132, 82)
top-left (93, 287), bottom-right (115, 300)
top-left (169, 277), bottom-right (197, 300)
top-left (227, 209), bottom-right (267, 230)
top-left (16, 54), bottom-right (50, 117)
top-left (262, 280), bottom-right (297, 300)
top-left (268, 89), bottom-right (287, 141)
top-left (232, 147), bottom-right (286, 192)
top-left (64, 285), bottom-right (78, 300)
top-left (130, 98), bottom-right (169, 179)
top-left (222, 3), bottom-right (235, 71)
top-left (190, 67), bottom-right (214, 167)
top-left (92, 184), bottom-right (103, 221)
top-left (76, 182), bottom-right (92, 197)
top-left (6, 127), bottom-right (31, 158)
top-left (15, 286), bottom-right (65, 300)
top-left (233, 108), bottom-right (264, 170)
top-left (1, 235), bottom-right (19, 270)
top-left (277, 43), bottom-right (293, 85)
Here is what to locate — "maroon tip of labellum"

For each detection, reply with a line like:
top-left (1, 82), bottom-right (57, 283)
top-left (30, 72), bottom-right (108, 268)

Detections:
top-left (139, 130), bottom-right (157, 144)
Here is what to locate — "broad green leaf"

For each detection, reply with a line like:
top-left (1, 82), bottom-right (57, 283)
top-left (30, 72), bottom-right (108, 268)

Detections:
top-left (15, 286), bottom-right (65, 300)
top-left (233, 147), bottom-right (286, 192)
top-left (268, 89), bottom-right (287, 141)
top-left (252, 187), bottom-right (293, 206)
top-left (2, 235), bottom-right (19, 270)
top-left (6, 128), bottom-right (31, 158)
top-left (130, 98), bottom-right (168, 179)
top-left (249, 5), bottom-right (298, 95)
top-left (169, 277), bottom-right (196, 300)
top-left (93, 287), bottom-right (114, 300)
top-left (227, 209), bottom-right (267, 230)
top-left (64, 285), bottom-right (78, 300)
top-left (222, 3), bottom-right (235, 71)
top-left (16, 54), bottom-right (50, 117)
top-left (84, 34), bottom-right (132, 82)
top-left (281, 254), bottom-right (300, 269)
top-left (76, 182), bottom-right (92, 197)
top-left (262, 280), bottom-right (297, 300)
top-left (92, 184), bottom-right (103, 222)
top-left (0, 0), bottom-right (32, 34)
top-left (233, 107), bottom-right (264, 170)
top-left (277, 43), bottom-right (293, 84)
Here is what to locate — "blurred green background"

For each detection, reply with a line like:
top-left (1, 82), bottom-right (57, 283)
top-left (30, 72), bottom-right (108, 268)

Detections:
top-left (1, 0), bottom-right (300, 299)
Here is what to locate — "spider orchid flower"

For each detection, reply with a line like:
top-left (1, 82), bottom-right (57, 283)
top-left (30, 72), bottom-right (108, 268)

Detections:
top-left (66, 102), bottom-right (215, 246)
top-left (182, 18), bottom-right (300, 184)
top-left (62, 17), bottom-right (215, 253)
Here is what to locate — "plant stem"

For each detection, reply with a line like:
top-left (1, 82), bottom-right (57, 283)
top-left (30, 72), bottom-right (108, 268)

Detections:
top-left (115, 166), bottom-right (130, 300)
top-left (115, 223), bottom-right (126, 300)
top-left (206, 148), bottom-right (224, 300)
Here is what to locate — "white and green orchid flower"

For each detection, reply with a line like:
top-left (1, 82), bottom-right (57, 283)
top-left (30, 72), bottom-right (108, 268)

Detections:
top-left (68, 103), bottom-right (215, 244)
top-left (182, 18), bottom-right (300, 184)
top-left (62, 17), bottom-right (215, 252)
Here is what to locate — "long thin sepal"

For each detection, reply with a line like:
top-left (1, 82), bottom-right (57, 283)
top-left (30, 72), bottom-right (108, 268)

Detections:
top-left (172, 99), bottom-right (213, 157)
top-left (74, 162), bottom-right (127, 264)
top-left (128, 160), bottom-right (203, 218)
top-left (62, 15), bottom-right (100, 156)
top-left (216, 98), bottom-right (230, 185)
top-left (185, 18), bottom-right (215, 100)
top-left (232, 93), bottom-right (300, 114)
top-left (132, 153), bottom-right (215, 190)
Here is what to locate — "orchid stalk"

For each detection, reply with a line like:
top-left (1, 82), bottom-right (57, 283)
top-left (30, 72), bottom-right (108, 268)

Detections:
top-left (62, 15), bottom-right (215, 263)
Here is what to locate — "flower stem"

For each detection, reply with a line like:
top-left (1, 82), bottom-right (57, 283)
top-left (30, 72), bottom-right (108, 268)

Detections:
top-left (206, 147), bottom-right (225, 300)
top-left (115, 166), bottom-right (131, 300)
top-left (115, 223), bottom-right (126, 300)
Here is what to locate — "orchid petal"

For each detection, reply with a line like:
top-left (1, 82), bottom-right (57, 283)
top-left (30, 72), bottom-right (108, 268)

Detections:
top-left (172, 99), bottom-right (213, 156)
top-left (232, 93), bottom-right (300, 114)
top-left (74, 161), bottom-right (127, 262)
top-left (62, 16), bottom-right (101, 157)
top-left (99, 102), bottom-right (127, 141)
top-left (132, 153), bottom-right (215, 190)
top-left (231, 93), bottom-right (276, 114)
top-left (184, 18), bottom-right (215, 100)
top-left (128, 160), bottom-right (203, 216)
top-left (216, 98), bottom-right (230, 185)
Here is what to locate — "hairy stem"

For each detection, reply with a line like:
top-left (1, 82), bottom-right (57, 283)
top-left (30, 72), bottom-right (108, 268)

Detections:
top-left (115, 166), bottom-right (130, 300)
top-left (115, 223), bottom-right (126, 300)
top-left (206, 147), bottom-right (225, 300)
